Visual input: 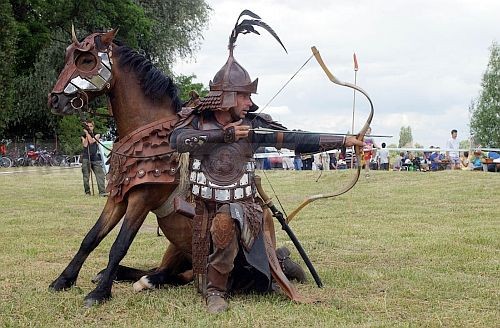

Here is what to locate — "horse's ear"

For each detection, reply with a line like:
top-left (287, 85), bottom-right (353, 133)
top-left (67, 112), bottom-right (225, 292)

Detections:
top-left (101, 27), bottom-right (119, 46)
top-left (71, 24), bottom-right (79, 45)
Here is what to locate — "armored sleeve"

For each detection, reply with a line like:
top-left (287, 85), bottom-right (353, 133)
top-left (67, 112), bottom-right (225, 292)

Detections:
top-left (250, 114), bottom-right (345, 153)
top-left (169, 125), bottom-right (236, 153)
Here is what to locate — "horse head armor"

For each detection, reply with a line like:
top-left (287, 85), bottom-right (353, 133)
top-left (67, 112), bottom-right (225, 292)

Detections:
top-left (49, 27), bottom-right (118, 112)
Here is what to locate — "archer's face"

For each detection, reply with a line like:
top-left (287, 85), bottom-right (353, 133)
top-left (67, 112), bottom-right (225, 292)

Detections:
top-left (230, 93), bottom-right (253, 120)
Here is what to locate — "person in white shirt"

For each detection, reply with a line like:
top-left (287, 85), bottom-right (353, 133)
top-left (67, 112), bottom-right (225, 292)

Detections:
top-left (446, 129), bottom-right (460, 169)
top-left (377, 142), bottom-right (390, 170)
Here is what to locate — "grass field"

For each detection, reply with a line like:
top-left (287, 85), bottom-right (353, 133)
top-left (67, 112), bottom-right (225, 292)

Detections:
top-left (0, 167), bottom-right (498, 327)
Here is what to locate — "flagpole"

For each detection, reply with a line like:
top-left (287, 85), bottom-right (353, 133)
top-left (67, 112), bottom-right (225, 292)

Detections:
top-left (351, 52), bottom-right (359, 169)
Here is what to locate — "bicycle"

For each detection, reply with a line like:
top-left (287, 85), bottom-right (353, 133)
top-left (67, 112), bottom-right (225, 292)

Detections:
top-left (0, 155), bottom-right (12, 168)
top-left (35, 149), bottom-right (59, 166)
top-left (0, 140), bottom-right (13, 168)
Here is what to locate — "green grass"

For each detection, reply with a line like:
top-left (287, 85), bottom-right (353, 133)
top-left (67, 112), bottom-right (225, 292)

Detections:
top-left (0, 167), bottom-right (498, 327)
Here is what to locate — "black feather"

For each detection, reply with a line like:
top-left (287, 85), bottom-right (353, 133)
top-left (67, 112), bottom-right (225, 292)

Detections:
top-left (235, 10), bottom-right (261, 26)
top-left (228, 10), bottom-right (287, 54)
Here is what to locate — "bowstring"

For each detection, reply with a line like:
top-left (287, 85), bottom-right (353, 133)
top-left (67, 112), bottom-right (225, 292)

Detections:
top-left (253, 53), bottom-right (315, 211)
top-left (250, 53), bottom-right (315, 124)
top-left (262, 169), bottom-right (289, 218)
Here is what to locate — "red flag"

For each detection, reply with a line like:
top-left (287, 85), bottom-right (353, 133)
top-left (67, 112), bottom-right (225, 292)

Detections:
top-left (353, 52), bottom-right (359, 71)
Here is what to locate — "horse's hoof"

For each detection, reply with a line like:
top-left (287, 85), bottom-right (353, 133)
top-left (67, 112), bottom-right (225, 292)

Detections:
top-left (49, 277), bottom-right (75, 291)
top-left (83, 290), bottom-right (111, 307)
top-left (133, 276), bottom-right (154, 292)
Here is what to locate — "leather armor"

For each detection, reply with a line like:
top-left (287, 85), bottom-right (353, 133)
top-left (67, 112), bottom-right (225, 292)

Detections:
top-left (189, 141), bottom-right (257, 202)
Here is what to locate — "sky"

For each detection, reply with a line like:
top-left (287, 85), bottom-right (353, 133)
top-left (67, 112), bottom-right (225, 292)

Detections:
top-left (173, 0), bottom-right (500, 148)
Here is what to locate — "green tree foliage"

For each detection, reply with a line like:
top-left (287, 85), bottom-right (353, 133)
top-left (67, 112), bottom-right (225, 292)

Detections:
top-left (175, 74), bottom-right (209, 101)
top-left (470, 42), bottom-right (500, 147)
top-left (137, 0), bottom-right (211, 72)
top-left (398, 126), bottom-right (413, 147)
top-left (1, 0), bottom-right (210, 150)
top-left (2, 35), bottom-right (63, 139)
top-left (0, 0), bottom-right (17, 134)
top-left (459, 139), bottom-right (470, 150)
top-left (57, 115), bottom-right (83, 155)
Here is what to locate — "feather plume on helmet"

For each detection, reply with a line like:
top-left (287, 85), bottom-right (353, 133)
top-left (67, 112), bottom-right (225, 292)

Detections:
top-left (198, 10), bottom-right (287, 112)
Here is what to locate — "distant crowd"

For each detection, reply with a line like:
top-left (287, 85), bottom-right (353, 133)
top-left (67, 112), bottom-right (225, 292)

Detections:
top-left (255, 129), bottom-right (500, 173)
top-left (391, 148), bottom-right (499, 172)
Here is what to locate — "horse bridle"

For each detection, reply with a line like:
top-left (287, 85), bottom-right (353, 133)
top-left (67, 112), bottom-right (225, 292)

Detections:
top-left (64, 38), bottom-right (176, 160)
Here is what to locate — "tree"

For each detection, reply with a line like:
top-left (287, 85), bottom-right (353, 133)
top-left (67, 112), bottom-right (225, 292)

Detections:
top-left (0, 0), bottom-right (17, 136)
top-left (398, 126), bottom-right (413, 147)
top-left (470, 42), bottom-right (500, 147)
top-left (175, 74), bottom-right (209, 101)
top-left (459, 139), bottom-right (470, 150)
top-left (137, 0), bottom-right (211, 72)
top-left (1, 0), bottom-right (210, 147)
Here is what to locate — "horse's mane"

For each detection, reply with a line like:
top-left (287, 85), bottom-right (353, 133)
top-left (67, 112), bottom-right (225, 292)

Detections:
top-left (110, 40), bottom-right (182, 112)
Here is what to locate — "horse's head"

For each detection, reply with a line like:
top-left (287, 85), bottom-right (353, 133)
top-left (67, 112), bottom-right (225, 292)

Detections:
top-left (48, 27), bottom-right (118, 115)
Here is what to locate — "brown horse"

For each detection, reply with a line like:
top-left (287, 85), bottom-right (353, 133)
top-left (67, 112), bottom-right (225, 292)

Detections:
top-left (48, 28), bottom-right (194, 306)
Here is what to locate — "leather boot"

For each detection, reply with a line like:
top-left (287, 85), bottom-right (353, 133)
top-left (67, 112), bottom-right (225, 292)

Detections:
top-left (276, 246), bottom-right (307, 283)
top-left (206, 265), bottom-right (229, 313)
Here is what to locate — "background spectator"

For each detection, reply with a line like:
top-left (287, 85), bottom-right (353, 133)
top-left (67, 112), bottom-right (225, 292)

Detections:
top-left (446, 129), bottom-right (460, 170)
top-left (377, 142), bottom-right (389, 170)
top-left (81, 120), bottom-right (107, 196)
top-left (460, 151), bottom-right (471, 170)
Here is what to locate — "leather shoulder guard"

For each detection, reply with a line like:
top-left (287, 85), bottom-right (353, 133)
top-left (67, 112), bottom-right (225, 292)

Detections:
top-left (174, 107), bottom-right (199, 130)
top-left (247, 113), bottom-right (288, 131)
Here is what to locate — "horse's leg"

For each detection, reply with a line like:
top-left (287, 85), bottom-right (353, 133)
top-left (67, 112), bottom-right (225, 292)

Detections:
top-left (133, 212), bottom-right (193, 291)
top-left (133, 243), bottom-right (192, 291)
top-left (49, 198), bottom-right (127, 291)
top-left (92, 265), bottom-right (157, 284)
top-left (83, 186), bottom-right (173, 306)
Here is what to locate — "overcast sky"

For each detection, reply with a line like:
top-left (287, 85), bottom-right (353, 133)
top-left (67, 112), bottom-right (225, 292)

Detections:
top-left (173, 0), bottom-right (499, 148)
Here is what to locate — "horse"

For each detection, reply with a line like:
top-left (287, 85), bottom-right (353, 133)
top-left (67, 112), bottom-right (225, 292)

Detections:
top-left (48, 28), bottom-right (195, 306)
top-left (48, 28), bottom-right (306, 307)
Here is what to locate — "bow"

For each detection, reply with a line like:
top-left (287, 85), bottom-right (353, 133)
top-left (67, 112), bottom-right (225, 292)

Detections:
top-left (285, 46), bottom-right (374, 223)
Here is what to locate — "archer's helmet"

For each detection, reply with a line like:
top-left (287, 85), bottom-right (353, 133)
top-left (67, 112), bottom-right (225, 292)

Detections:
top-left (198, 48), bottom-right (258, 112)
top-left (197, 10), bottom-right (286, 113)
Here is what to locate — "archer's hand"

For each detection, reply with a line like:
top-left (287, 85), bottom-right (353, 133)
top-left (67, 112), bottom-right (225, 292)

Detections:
top-left (224, 120), bottom-right (250, 141)
top-left (345, 136), bottom-right (364, 147)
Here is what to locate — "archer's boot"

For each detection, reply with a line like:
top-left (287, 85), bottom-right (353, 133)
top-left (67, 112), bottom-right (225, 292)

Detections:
top-left (276, 246), bottom-right (307, 283)
top-left (206, 265), bottom-right (229, 314)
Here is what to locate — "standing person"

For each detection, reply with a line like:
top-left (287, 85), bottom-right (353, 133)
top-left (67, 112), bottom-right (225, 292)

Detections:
top-left (169, 15), bottom-right (364, 313)
top-left (446, 129), bottom-right (460, 170)
top-left (293, 152), bottom-right (303, 170)
top-left (363, 126), bottom-right (377, 177)
top-left (319, 151), bottom-right (330, 171)
top-left (377, 142), bottom-right (389, 170)
top-left (81, 120), bottom-right (107, 196)
top-left (281, 152), bottom-right (294, 170)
